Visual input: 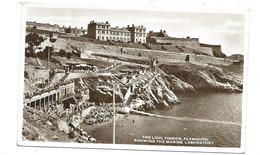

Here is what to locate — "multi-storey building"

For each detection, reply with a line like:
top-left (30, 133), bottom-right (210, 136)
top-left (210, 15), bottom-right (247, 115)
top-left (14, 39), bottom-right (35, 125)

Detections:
top-left (87, 21), bottom-right (143, 43)
top-left (126, 24), bottom-right (146, 43)
top-left (64, 26), bottom-right (87, 36)
top-left (87, 21), bottom-right (111, 41)
top-left (109, 27), bottom-right (131, 42)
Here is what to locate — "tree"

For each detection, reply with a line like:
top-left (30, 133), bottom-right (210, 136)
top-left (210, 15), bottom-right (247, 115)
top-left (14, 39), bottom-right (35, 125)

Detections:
top-left (25, 33), bottom-right (44, 57)
top-left (26, 33), bottom-right (44, 48)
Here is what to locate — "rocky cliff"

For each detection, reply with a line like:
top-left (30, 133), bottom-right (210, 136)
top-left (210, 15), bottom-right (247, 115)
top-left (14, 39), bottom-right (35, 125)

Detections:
top-left (159, 63), bottom-right (243, 92)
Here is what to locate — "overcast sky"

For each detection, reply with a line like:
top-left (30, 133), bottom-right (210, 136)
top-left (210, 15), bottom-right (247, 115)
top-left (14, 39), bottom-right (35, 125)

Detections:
top-left (26, 7), bottom-right (246, 56)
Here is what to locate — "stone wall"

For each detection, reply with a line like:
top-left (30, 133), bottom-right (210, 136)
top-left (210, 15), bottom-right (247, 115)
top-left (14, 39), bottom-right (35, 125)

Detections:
top-left (196, 47), bottom-right (214, 56)
top-left (153, 52), bottom-right (232, 66)
top-left (200, 43), bottom-right (226, 58)
top-left (152, 37), bottom-right (200, 48)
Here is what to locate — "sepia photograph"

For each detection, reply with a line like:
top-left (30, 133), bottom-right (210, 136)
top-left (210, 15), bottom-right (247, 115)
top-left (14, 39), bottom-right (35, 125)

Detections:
top-left (18, 2), bottom-right (248, 153)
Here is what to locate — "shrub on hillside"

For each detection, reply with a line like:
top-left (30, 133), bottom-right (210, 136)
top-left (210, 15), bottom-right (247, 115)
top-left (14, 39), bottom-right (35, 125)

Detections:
top-left (25, 47), bottom-right (37, 58)
top-left (58, 49), bottom-right (72, 59)
top-left (142, 43), bottom-right (152, 49)
top-left (58, 49), bottom-right (67, 57)
top-left (24, 71), bottom-right (29, 79)
top-left (37, 46), bottom-right (53, 59)
top-left (68, 131), bottom-right (76, 139)
top-left (161, 46), bottom-right (167, 51)
top-left (67, 52), bottom-right (72, 59)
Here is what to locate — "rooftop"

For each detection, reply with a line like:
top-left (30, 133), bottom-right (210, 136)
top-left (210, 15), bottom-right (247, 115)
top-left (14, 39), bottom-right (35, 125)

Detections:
top-left (89, 20), bottom-right (110, 25)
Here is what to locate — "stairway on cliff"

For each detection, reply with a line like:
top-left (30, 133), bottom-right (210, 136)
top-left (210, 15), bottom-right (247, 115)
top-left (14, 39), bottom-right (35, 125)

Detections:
top-left (59, 73), bottom-right (70, 83)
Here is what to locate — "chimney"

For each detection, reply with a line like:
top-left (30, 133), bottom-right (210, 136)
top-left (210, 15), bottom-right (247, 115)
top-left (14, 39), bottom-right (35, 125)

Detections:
top-left (63, 25), bottom-right (65, 28)
top-left (187, 36), bottom-right (190, 38)
top-left (141, 25), bottom-right (143, 27)
top-left (160, 29), bottom-right (162, 33)
top-left (163, 30), bottom-right (166, 33)
top-left (69, 26), bottom-right (71, 28)
top-left (81, 27), bottom-right (83, 29)
top-left (127, 25), bottom-right (129, 28)
top-left (106, 21), bottom-right (108, 24)
top-left (132, 24), bottom-right (134, 27)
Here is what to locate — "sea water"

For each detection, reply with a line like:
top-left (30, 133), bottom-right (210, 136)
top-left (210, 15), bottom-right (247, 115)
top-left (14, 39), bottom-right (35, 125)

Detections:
top-left (82, 91), bottom-right (243, 147)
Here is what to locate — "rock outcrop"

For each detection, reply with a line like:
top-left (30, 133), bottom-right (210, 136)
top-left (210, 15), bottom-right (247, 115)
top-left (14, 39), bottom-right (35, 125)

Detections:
top-left (83, 76), bottom-right (125, 103)
top-left (159, 63), bottom-right (243, 92)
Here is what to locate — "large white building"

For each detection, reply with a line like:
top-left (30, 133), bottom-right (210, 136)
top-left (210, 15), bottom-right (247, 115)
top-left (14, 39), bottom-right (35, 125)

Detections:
top-left (87, 21), bottom-right (146, 43)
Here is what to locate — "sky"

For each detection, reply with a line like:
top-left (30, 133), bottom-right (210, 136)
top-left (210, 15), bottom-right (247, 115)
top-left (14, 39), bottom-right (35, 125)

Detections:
top-left (26, 7), bottom-right (246, 56)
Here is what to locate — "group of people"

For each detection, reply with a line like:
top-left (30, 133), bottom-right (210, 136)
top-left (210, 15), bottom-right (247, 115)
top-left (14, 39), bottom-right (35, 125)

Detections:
top-left (84, 107), bottom-right (113, 125)
top-left (98, 102), bottom-right (124, 108)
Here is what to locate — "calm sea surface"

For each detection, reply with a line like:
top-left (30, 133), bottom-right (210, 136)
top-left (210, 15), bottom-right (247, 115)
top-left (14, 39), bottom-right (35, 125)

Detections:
top-left (82, 91), bottom-right (243, 147)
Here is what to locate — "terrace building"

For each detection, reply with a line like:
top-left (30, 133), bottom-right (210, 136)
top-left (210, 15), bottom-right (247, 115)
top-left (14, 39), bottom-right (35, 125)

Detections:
top-left (87, 21), bottom-right (142, 43)
top-left (24, 82), bottom-right (75, 111)
top-left (126, 24), bottom-right (147, 43)
top-left (87, 21), bottom-right (111, 41)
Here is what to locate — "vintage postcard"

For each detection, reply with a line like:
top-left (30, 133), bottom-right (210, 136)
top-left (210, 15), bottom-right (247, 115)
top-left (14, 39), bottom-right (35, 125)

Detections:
top-left (18, 2), bottom-right (249, 153)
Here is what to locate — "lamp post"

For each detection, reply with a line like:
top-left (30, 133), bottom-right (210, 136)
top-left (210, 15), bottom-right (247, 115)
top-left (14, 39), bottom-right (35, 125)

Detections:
top-left (48, 31), bottom-right (58, 85)
top-left (113, 81), bottom-right (116, 144)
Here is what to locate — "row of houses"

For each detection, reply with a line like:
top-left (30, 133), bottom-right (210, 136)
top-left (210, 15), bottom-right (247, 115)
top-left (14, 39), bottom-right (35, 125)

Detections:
top-left (26, 21), bottom-right (87, 36)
